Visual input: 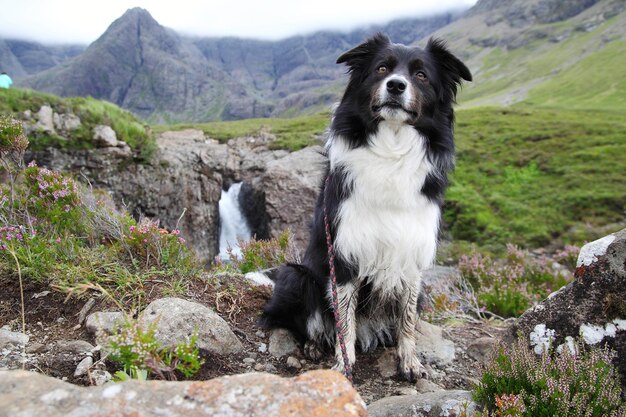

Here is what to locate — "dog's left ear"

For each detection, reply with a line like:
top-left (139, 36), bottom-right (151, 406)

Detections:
top-left (337, 33), bottom-right (390, 70)
top-left (426, 38), bottom-right (472, 102)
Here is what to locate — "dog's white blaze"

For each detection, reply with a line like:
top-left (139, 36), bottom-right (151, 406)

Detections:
top-left (328, 121), bottom-right (439, 299)
top-left (377, 75), bottom-right (414, 123)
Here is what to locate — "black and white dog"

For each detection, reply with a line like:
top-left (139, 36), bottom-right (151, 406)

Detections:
top-left (260, 33), bottom-right (471, 381)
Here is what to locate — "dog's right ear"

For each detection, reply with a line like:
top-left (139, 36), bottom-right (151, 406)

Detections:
top-left (337, 33), bottom-right (390, 69)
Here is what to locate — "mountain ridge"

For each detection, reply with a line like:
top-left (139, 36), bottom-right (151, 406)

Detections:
top-left (14, 7), bottom-right (461, 122)
top-left (8, 0), bottom-right (626, 122)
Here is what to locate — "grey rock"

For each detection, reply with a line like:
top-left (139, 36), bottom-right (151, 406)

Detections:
top-left (467, 337), bottom-right (499, 365)
top-left (73, 356), bottom-right (93, 377)
top-left (35, 105), bottom-right (55, 133)
top-left (0, 329), bottom-right (29, 349)
top-left (25, 343), bottom-right (47, 354)
top-left (375, 321), bottom-right (455, 379)
top-left (394, 387), bottom-right (418, 396)
top-left (91, 369), bottom-right (112, 386)
top-left (57, 113), bottom-right (81, 131)
top-left (77, 298), bottom-right (96, 325)
top-left (368, 390), bottom-right (478, 417)
top-left (139, 297), bottom-right (243, 355)
top-left (262, 146), bottom-right (326, 252)
top-left (54, 340), bottom-right (95, 355)
top-left (286, 356), bottom-right (302, 369)
top-left (415, 378), bottom-right (445, 393)
top-left (264, 363), bottom-right (278, 373)
top-left (415, 320), bottom-right (456, 367)
top-left (510, 228), bottom-right (626, 389)
top-left (243, 358), bottom-right (256, 365)
top-left (93, 125), bottom-right (118, 147)
top-left (0, 369), bottom-right (366, 416)
top-left (85, 311), bottom-right (125, 336)
top-left (268, 328), bottom-right (299, 358)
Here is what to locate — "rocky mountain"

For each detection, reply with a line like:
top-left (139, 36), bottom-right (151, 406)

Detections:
top-left (427, 0), bottom-right (626, 109)
top-left (0, 38), bottom-right (85, 79)
top-left (17, 8), bottom-right (461, 123)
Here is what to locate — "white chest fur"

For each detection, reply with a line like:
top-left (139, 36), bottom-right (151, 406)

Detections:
top-left (328, 122), bottom-right (439, 297)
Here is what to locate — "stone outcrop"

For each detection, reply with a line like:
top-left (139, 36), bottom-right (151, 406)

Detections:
top-left (27, 126), bottom-right (326, 261)
top-left (509, 228), bottom-right (626, 387)
top-left (0, 369), bottom-right (366, 417)
top-left (138, 297), bottom-right (243, 355)
top-left (262, 146), bottom-right (325, 251)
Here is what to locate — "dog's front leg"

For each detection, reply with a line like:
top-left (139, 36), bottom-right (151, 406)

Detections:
top-left (331, 282), bottom-right (357, 374)
top-left (396, 279), bottom-right (427, 382)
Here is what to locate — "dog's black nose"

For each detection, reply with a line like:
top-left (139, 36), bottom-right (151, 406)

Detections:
top-left (386, 79), bottom-right (406, 95)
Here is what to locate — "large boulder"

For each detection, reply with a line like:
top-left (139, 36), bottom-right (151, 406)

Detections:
top-left (262, 145), bottom-right (326, 251)
top-left (138, 297), bottom-right (243, 355)
top-left (0, 369), bottom-right (366, 417)
top-left (509, 228), bottom-right (626, 386)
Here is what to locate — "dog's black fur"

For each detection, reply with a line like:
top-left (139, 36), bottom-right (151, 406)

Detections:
top-left (259, 33), bottom-right (471, 380)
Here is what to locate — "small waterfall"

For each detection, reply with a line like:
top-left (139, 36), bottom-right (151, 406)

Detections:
top-left (218, 182), bottom-right (252, 261)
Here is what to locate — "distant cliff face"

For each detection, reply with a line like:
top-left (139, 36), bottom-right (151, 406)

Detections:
top-left (0, 39), bottom-right (84, 79)
top-left (16, 8), bottom-right (460, 123)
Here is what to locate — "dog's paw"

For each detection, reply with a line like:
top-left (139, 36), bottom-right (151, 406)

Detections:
top-left (331, 360), bottom-right (351, 375)
top-left (397, 356), bottom-right (428, 382)
top-left (304, 340), bottom-right (324, 361)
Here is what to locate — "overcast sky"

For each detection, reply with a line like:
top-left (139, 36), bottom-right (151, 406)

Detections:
top-left (0, 0), bottom-right (477, 45)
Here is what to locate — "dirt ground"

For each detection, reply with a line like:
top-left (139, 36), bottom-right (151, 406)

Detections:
top-left (0, 271), bottom-right (507, 404)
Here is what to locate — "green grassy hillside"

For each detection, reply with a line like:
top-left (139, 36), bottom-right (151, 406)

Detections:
top-left (434, 1), bottom-right (626, 112)
top-left (449, 106), bottom-right (625, 248)
top-left (153, 113), bottom-right (329, 151)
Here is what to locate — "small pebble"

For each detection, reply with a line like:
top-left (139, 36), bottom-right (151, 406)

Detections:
top-left (254, 363), bottom-right (264, 372)
top-left (258, 343), bottom-right (267, 353)
top-left (264, 363), bottom-right (277, 373)
top-left (74, 356), bottom-right (93, 377)
top-left (395, 387), bottom-right (418, 396)
top-left (286, 356), bottom-right (301, 369)
top-left (243, 357), bottom-right (256, 365)
top-left (255, 330), bottom-right (266, 338)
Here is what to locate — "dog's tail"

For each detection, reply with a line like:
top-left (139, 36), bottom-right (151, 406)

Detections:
top-left (258, 263), bottom-right (325, 343)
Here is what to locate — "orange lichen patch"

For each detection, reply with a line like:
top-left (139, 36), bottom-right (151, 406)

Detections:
top-left (184, 379), bottom-right (225, 405)
top-left (278, 371), bottom-right (367, 417)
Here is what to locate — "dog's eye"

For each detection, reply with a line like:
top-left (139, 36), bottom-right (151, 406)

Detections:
top-left (376, 65), bottom-right (388, 75)
top-left (415, 71), bottom-right (427, 80)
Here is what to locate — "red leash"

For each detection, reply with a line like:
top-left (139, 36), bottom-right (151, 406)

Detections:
top-left (323, 175), bottom-right (353, 382)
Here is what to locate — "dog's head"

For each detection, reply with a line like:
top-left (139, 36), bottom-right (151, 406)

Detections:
top-left (333, 33), bottom-right (471, 143)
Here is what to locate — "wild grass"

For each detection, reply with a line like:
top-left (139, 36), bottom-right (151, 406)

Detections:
top-left (0, 88), bottom-right (155, 160)
top-left (458, 244), bottom-right (572, 318)
top-left (153, 112), bottom-right (329, 151)
top-left (448, 106), bottom-right (626, 250)
top-left (0, 116), bottom-right (200, 305)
